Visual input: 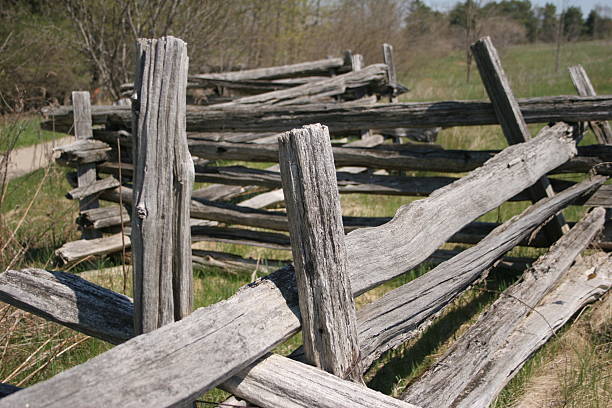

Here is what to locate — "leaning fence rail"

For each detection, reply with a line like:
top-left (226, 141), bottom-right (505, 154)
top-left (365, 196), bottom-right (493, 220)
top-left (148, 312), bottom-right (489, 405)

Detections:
top-left (1, 36), bottom-right (611, 407)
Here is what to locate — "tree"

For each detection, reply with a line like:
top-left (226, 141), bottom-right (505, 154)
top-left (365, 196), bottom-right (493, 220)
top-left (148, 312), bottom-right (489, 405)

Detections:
top-left (62, 0), bottom-right (229, 100)
top-left (563, 6), bottom-right (583, 41)
top-left (537, 2), bottom-right (558, 42)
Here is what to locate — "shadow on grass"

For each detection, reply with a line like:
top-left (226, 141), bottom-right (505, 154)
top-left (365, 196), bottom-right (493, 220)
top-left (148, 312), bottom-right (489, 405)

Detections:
top-left (366, 265), bottom-right (526, 395)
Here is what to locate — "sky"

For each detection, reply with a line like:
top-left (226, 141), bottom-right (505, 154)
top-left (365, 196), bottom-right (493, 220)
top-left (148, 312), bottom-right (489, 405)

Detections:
top-left (422, 0), bottom-right (612, 16)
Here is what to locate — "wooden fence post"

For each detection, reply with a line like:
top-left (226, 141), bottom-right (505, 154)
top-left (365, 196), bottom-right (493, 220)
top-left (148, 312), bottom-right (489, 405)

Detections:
top-left (131, 36), bottom-right (194, 334)
top-left (471, 36), bottom-right (568, 243)
top-left (72, 91), bottom-right (101, 239)
top-left (382, 43), bottom-right (398, 103)
top-left (568, 64), bottom-right (612, 145)
top-left (279, 124), bottom-right (362, 382)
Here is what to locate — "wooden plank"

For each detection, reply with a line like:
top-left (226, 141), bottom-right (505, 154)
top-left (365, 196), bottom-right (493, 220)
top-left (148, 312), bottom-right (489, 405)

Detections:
top-left (3, 125), bottom-right (580, 408)
top-left (95, 138), bottom-right (612, 176)
top-left (402, 209), bottom-right (608, 408)
top-left (101, 161), bottom-right (577, 201)
top-left (72, 91), bottom-right (101, 239)
top-left (191, 57), bottom-right (347, 81)
top-left (41, 95), bottom-right (612, 134)
top-left (0, 268), bottom-right (134, 344)
top-left (382, 43), bottom-right (398, 103)
top-left (279, 124), bottom-right (361, 381)
top-left (216, 64), bottom-right (388, 107)
top-left (348, 122), bottom-right (578, 294)
top-left (192, 250), bottom-right (288, 273)
top-left (355, 176), bottom-right (606, 370)
top-left (569, 64), bottom-right (612, 144)
top-left (55, 233), bottom-right (131, 263)
top-left (77, 206), bottom-right (130, 230)
top-left (131, 36), bottom-right (194, 333)
top-left (191, 225), bottom-right (290, 250)
top-left (66, 176), bottom-right (120, 200)
top-left (223, 353), bottom-right (418, 408)
top-left (471, 36), bottom-right (567, 243)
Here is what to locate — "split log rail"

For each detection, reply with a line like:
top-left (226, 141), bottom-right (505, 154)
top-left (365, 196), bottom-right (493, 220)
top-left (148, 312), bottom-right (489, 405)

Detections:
top-left (0, 36), bottom-right (611, 407)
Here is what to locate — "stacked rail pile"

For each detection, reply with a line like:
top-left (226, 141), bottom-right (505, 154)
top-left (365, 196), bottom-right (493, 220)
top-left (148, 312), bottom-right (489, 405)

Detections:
top-left (0, 36), bottom-right (611, 407)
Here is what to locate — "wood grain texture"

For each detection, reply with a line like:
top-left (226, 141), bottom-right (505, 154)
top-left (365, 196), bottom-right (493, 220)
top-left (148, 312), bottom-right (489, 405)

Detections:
top-left (77, 205), bottom-right (130, 230)
top-left (355, 176), bottom-right (606, 369)
top-left (131, 36), bottom-right (194, 333)
top-left (402, 210), bottom-right (608, 408)
top-left (55, 233), bottom-right (131, 263)
top-left (2, 125), bottom-right (579, 408)
top-left (191, 57), bottom-right (347, 81)
top-left (0, 268), bottom-right (133, 344)
top-left (66, 176), bottom-right (120, 200)
top-left (279, 124), bottom-right (361, 381)
top-left (382, 43), bottom-right (398, 102)
top-left (217, 64), bottom-right (388, 107)
top-left (222, 353), bottom-right (418, 408)
top-left (104, 162), bottom-right (574, 200)
top-left (569, 64), bottom-right (612, 144)
top-left (94, 137), bottom-right (612, 176)
top-left (347, 122), bottom-right (577, 294)
top-left (41, 95), bottom-right (612, 134)
top-left (72, 91), bottom-right (101, 239)
top-left (471, 36), bottom-right (567, 243)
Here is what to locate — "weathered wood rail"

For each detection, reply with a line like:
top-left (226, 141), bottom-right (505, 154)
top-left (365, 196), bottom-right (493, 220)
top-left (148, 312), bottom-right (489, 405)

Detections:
top-left (2, 36), bottom-right (611, 407)
top-left (42, 94), bottom-right (612, 133)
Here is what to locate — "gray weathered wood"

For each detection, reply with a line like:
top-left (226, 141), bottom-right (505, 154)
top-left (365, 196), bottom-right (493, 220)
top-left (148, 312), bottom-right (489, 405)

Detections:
top-left (0, 383), bottom-right (21, 399)
top-left (348, 122), bottom-right (577, 293)
top-left (72, 91), bottom-right (101, 239)
top-left (217, 64), bottom-right (388, 107)
top-left (41, 95), bottom-right (612, 134)
top-left (192, 250), bottom-right (288, 273)
top-left (433, 252), bottom-right (610, 408)
top-left (131, 36), bottom-right (194, 333)
top-left (223, 353), bottom-right (418, 408)
top-left (66, 176), bottom-right (120, 200)
top-left (569, 64), bottom-right (612, 144)
top-left (77, 206), bottom-right (130, 230)
top-left (355, 175), bottom-right (606, 369)
top-left (402, 209), bottom-right (608, 408)
top-left (184, 139), bottom-right (612, 175)
top-left (2, 124), bottom-right (580, 408)
top-left (0, 268), bottom-right (134, 344)
top-left (191, 57), bottom-right (347, 81)
top-left (382, 43), bottom-right (398, 102)
top-left (191, 225), bottom-right (290, 250)
top-left (102, 161), bottom-right (575, 200)
top-left (279, 124), bottom-right (361, 381)
top-left (238, 189), bottom-right (285, 209)
top-left (471, 36), bottom-right (567, 243)
top-left (55, 233), bottom-right (131, 263)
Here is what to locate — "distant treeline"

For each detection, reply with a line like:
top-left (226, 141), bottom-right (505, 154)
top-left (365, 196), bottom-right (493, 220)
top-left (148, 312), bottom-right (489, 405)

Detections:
top-left (0, 0), bottom-right (610, 113)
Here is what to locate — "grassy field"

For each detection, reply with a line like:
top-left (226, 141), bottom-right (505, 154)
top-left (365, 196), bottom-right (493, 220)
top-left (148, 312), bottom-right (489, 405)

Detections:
top-left (0, 117), bottom-right (67, 153)
top-left (0, 40), bottom-right (610, 406)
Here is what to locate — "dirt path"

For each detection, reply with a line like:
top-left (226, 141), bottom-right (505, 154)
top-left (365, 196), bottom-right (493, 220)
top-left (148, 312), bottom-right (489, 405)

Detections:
top-left (1, 136), bottom-right (73, 182)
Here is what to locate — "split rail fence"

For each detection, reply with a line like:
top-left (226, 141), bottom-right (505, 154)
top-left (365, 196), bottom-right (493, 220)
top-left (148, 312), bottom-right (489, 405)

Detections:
top-left (0, 36), bottom-right (611, 407)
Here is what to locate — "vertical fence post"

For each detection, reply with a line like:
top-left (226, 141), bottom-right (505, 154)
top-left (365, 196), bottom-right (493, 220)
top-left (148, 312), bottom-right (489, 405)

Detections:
top-left (72, 91), bottom-right (101, 239)
top-left (131, 36), bottom-right (194, 334)
top-left (382, 43), bottom-right (398, 103)
top-left (568, 64), bottom-right (612, 145)
top-left (346, 51), bottom-right (371, 141)
top-left (278, 124), bottom-right (362, 382)
top-left (471, 36), bottom-right (568, 244)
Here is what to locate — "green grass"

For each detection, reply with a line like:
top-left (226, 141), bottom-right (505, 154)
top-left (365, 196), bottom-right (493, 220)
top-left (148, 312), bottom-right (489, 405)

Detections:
top-left (0, 116), bottom-right (67, 153)
top-left (1, 39), bottom-right (611, 405)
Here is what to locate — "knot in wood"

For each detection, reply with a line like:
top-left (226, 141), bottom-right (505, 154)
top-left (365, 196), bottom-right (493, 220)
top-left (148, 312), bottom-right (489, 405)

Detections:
top-left (136, 204), bottom-right (147, 219)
